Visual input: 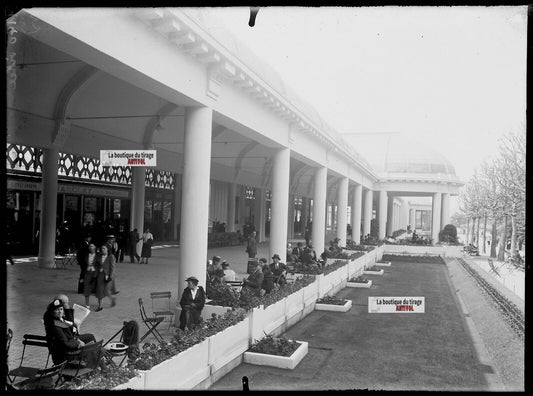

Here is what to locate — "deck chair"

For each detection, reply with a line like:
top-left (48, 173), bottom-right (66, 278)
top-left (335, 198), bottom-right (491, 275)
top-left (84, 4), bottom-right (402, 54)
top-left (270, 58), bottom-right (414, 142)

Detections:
top-left (150, 291), bottom-right (174, 329)
top-left (7, 334), bottom-right (51, 385)
top-left (103, 320), bottom-right (140, 367)
top-left (13, 361), bottom-right (66, 390)
top-left (138, 298), bottom-right (165, 344)
top-left (226, 280), bottom-right (243, 292)
top-left (60, 340), bottom-right (103, 381)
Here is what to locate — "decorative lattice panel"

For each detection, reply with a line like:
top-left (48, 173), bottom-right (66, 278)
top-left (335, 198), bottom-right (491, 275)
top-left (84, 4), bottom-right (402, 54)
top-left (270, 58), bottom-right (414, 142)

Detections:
top-left (6, 144), bottom-right (42, 172)
top-left (245, 186), bottom-right (255, 200)
top-left (145, 169), bottom-right (175, 190)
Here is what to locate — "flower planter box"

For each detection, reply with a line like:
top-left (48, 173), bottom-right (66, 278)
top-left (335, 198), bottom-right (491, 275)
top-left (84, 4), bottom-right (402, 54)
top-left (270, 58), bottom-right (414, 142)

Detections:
top-left (347, 279), bottom-right (372, 288)
top-left (363, 269), bottom-right (384, 276)
top-left (113, 372), bottom-right (146, 390)
top-left (243, 341), bottom-right (308, 370)
top-left (208, 317), bottom-right (250, 373)
top-left (376, 261), bottom-right (391, 267)
top-left (315, 299), bottom-right (352, 312)
top-left (201, 304), bottom-right (232, 321)
top-left (285, 288), bottom-right (304, 328)
top-left (143, 339), bottom-right (210, 390)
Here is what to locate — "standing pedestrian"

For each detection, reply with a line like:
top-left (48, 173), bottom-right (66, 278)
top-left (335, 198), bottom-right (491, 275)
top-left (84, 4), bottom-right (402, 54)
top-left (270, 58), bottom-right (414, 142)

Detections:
top-left (116, 225), bottom-right (127, 263)
top-left (76, 234), bottom-right (92, 294)
top-left (246, 231), bottom-right (257, 259)
top-left (140, 228), bottom-right (154, 264)
top-left (105, 235), bottom-right (119, 295)
top-left (304, 226), bottom-right (312, 247)
top-left (95, 245), bottom-right (116, 311)
top-left (128, 228), bottom-right (141, 263)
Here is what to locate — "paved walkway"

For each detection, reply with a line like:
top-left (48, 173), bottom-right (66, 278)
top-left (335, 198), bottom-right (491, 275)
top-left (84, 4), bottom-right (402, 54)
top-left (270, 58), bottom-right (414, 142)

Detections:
top-left (5, 243), bottom-right (513, 390)
top-left (5, 241), bottom-right (280, 373)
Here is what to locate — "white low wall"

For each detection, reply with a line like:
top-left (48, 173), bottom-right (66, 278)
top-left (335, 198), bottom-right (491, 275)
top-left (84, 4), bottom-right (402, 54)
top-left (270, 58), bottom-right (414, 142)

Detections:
top-left (383, 244), bottom-right (462, 257)
top-left (116, 245), bottom-right (384, 391)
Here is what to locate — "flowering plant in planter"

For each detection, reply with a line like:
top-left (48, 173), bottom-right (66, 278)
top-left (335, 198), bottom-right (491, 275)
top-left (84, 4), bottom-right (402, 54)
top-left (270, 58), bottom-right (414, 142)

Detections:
top-left (248, 334), bottom-right (300, 357)
top-left (128, 309), bottom-right (246, 371)
top-left (323, 259), bottom-right (350, 275)
top-left (60, 365), bottom-right (138, 390)
top-left (349, 275), bottom-right (369, 283)
top-left (207, 275), bottom-right (316, 310)
top-left (316, 295), bottom-right (347, 305)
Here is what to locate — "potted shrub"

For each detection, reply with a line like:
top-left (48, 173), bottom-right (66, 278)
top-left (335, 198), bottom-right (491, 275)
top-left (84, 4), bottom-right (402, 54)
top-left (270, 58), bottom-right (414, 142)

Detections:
top-left (243, 334), bottom-right (308, 370)
top-left (363, 265), bottom-right (384, 275)
top-left (347, 275), bottom-right (372, 288)
top-left (376, 259), bottom-right (391, 267)
top-left (314, 295), bottom-right (352, 312)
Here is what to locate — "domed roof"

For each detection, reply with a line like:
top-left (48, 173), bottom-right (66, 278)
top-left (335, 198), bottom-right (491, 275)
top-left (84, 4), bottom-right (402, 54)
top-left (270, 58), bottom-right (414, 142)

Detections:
top-left (344, 134), bottom-right (457, 177)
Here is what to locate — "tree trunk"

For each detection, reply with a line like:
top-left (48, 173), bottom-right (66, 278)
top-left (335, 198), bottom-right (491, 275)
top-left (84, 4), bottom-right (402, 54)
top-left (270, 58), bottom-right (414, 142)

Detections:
top-left (490, 218), bottom-right (497, 258)
top-left (497, 216), bottom-right (508, 261)
top-left (482, 216), bottom-right (487, 254)
top-left (476, 217), bottom-right (481, 248)
top-left (466, 218), bottom-right (470, 245)
top-left (471, 217), bottom-right (476, 245)
top-left (510, 213), bottom-right (517, 256)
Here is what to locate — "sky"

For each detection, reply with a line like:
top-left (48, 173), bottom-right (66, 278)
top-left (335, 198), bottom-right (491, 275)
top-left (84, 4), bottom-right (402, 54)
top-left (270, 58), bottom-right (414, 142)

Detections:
top-left (202, 6), bottom-right (527, 185)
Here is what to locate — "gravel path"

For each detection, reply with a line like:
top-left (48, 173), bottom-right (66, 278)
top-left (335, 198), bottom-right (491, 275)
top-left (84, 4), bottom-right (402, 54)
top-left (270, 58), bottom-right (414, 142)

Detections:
top-left (445, 257), bottom-right (524, 391)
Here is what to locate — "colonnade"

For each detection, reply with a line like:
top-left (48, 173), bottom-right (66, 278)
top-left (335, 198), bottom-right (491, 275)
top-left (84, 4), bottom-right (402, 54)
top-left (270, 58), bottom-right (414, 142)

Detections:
top-left (35, 105), bottom-right (453, 297)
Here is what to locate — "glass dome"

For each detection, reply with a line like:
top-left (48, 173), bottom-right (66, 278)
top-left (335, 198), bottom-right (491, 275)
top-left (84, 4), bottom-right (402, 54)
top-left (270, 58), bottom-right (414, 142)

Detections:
top-left (344, 134), bottom-right (457, 177)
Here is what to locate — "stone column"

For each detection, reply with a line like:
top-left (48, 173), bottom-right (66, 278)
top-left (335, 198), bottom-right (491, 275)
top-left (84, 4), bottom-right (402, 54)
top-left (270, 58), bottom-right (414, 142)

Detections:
top-left (301, 197), bottom-right (309, 232)
top-left (363, 189), bottom-right (373, 237)
top-left (441, 193), bottom-right (450, 228)
top-left (378, 190), bottom-right (388, 240)
top-left (287, 194), bottom-right (295, 240)
top-left (238, 185), bottom-right (246, 233)
top-left (386, 194), bottom-right (394, 237)
top-left (432, 192), bottom-right (442, 243)
top-left (227, 182), bottom-right (236, 232)
top-left (351, 184), bottom-right (362, 244)
top-left (337, 177), bottom-right (349, 247)
top-left (270, 148), bottom-right (290, 260)
top-left (254, 187), bottom-right (266, 243)
top-left (312, 166), bottom-right (328, 256)
top-left (178, 106), bottom-right (212, 297)
top-left (38, 147), bottom-right (59, 268)
top-left (131, 167), bottom-right (146, 256)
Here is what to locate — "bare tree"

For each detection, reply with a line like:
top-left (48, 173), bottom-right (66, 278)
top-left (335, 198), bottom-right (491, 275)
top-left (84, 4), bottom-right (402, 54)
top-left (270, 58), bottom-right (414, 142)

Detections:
top-left (493, 130), bottom-right (526, 260)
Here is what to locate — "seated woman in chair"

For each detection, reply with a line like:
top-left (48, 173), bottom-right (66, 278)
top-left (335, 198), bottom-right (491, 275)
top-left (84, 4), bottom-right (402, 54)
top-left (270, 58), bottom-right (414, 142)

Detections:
top-left (43, 298), bottom-right (97, 365)
top-left (179, 276), bottom-right (206, 330)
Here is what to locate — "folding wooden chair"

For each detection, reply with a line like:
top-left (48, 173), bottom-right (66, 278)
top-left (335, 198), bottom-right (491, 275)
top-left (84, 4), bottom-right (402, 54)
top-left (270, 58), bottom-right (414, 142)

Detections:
top-left (138, 298), bottom-right (165, 344)
top-left (7, 334), bottom-right (51, 385)
top-left (150, 291), bottom-right (174, 329)
top-left (13, 361), bottom-right (66, 390)
top-left (60, 340), bottom-right (103, 381)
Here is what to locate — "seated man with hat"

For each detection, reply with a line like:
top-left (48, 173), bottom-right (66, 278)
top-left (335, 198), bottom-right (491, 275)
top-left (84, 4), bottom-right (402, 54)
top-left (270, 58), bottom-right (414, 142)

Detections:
top-left (179, 276), bottom-right (206, 330)
top-left (269, 254), bottom-right (288, 287)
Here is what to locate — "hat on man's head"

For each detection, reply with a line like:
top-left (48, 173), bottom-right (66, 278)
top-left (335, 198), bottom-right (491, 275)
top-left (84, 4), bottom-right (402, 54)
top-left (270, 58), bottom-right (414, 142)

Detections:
top-left (185, 276), bottom-right (199, 284)
top-left (106, 235), bottom-right (115, 239)
top-left (212, 255), bottom-right (221, 262)
top-left (272, 254), bottom-right (281, 260)
top-left (221, 261), bottom-right (229, 268)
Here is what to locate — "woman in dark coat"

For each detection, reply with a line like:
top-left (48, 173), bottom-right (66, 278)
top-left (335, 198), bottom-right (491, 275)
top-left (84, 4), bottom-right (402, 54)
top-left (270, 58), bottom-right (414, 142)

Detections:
top-left (83, 243), bottom-right (99, 308)
top-left (179, 276), bottom-right (206, 330)
top-left (94, 245), bottom-right (116, 311)
top-left (43, 299), bottom-right (96, 365)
